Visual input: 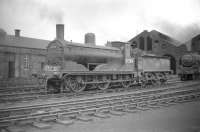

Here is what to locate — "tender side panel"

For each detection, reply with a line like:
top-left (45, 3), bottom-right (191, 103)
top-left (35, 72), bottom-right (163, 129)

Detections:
top-left (142, 56), bottom-right (170, 72)
top-left (160, 58), bottom-right (170, 71)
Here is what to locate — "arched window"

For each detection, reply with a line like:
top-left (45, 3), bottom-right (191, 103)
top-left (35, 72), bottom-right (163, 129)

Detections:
top-left (147, 36), bottom-right (152, 51)
top-left (139, 37), bottom-right (144, 50)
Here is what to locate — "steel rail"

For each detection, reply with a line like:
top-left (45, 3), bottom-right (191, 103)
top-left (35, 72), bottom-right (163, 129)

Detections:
top-left (0, 84), bottom-right (199, 127)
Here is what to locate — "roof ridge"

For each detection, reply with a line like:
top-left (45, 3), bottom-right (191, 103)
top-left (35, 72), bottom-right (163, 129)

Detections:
top-left (7, 35), bottom-right (50, 42)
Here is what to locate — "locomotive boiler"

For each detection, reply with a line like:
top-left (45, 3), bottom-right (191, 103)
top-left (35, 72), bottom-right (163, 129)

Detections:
top-left (47, 39), bottom-right (123, 71)
top-left (179, 53), bottom-right (200, 80)
top-left (43, 24), bottom-right (171, 93)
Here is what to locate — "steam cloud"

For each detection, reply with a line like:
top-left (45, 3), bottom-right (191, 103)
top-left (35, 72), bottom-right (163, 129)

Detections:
top-left (155, 20), bottom-right (200, 42)
top-left (0, 0), bottom-right (199, 44)
top-left (39, 6), bottom-right (64, 24)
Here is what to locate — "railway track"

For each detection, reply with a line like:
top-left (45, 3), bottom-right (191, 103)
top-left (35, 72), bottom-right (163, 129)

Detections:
top-left (0, 80), bottom-right (184, 103)
top-left (0, 82), bottom-right (200, 129)
top-left (0, 85), bottom-right (45, 94)
top-left (0, 75), bottom-right (181, 102)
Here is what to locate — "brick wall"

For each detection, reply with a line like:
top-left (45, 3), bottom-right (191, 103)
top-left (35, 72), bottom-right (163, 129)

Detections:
top-left (0, 45), bottom-right (46, 79)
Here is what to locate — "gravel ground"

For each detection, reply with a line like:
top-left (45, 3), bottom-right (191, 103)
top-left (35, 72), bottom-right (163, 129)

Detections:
top-left (19, 101), bottom-right (200, 132)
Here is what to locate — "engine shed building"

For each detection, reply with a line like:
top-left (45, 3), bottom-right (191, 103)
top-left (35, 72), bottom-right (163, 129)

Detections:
top-left (128, 30), bottom-right (187, 74)
top-left (0, 28), bottom-right (49, 79)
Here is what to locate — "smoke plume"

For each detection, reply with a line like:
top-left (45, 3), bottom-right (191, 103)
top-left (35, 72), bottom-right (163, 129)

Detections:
top-left (39, 6), bottom-right (64, 24)
top-left (155, 20), bottom-right (200, 42)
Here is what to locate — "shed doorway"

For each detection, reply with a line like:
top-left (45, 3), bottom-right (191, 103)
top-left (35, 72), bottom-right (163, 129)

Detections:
top-left (163, 54), bottom-right (176, 74)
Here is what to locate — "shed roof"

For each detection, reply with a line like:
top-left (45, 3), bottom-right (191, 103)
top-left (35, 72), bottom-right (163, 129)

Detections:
top-left (150, 30), bottom-right (182, 46)
top-left (0, 35), bottom-right (50, 49)
top-left (128, 30), bottom-right (182, 47)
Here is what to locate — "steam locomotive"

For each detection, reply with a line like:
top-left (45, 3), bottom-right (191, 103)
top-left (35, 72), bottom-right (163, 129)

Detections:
top-left (178, 53), bottom-right (200, 80)
top-left (43, 39), bottom-right (171, 93)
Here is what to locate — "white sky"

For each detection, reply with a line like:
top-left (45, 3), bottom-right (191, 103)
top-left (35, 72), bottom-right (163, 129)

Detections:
top-left (0, 0), bottom-right (200, 45)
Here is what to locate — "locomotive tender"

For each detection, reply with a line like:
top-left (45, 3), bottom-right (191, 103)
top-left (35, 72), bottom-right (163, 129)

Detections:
top-left (44, 24), bottom-right (171, 93)
top-left (178, 53), bottom-right (200, 80)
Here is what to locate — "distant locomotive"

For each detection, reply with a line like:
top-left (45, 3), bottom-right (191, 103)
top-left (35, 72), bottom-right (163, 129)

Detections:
top-left (44, 38), bottom-right (171, 93)
top-left (178, 53), bottom-right (200, 80)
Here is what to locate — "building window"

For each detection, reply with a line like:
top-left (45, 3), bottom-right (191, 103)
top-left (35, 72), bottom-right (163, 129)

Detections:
top-left (24, 55), bottom-right (29, 69)
top-left (147, 36), bottom-right (152, 51)
top-left (139, 37), bottom-right (144, 50)
top-left (41, 62), bottom-right (45, 71)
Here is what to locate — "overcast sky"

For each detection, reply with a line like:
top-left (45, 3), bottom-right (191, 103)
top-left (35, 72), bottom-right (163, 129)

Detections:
top-left (0, 0), bottom-right (200, 45)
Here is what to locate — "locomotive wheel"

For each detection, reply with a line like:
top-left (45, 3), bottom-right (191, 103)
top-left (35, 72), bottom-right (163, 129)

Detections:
top-left (150, 74), bottom-right (157, 86)
top-left (156, 73), bottom-right (165, 85)
top-left (64, 75), bottom-right (86, 92)
top-left (154, 79), bottom-right (161, 86)
top-left (121, 75), bottom-right (132, 88)
top-left (150, 79), bottom-right (157, 86)
top-left (97, 82), bottom-right (110, 90)
top-left (140, 74), bottom-right (148, 88)
top-left (121, 81), bottom-right (132, 88)
top-left (97, 76), bottom-right (110, 90)
top-left (75, 77), bottom-right (86, 92)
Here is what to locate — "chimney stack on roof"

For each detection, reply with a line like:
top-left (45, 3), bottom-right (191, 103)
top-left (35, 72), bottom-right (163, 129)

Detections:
top-left (56, 24), bottom-right (64, 40)
top-left (15, 29), bottom-right (20, 37)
